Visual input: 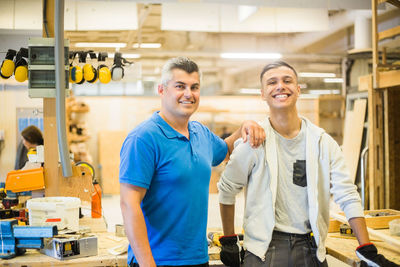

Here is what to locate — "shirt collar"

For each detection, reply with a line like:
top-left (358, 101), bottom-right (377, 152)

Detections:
top-left (152, 111), bottom-right (197, 139)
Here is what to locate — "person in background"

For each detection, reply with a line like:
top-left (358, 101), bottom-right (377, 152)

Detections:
top-left (14, 125), bottom-right (43, 169)
top-left (217, 61), bottom-right (398, 267)
top-left (119, 56), bottom-right (265, 267)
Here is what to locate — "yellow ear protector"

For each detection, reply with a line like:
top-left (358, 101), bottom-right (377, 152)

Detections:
top-left (14, 48), bottom-right (29, 82)
top-left (97, 52), bottom-right (111, 84)
top-left (69, 51), bottom-right (85, 84)
top-left (0, 49), bottom-right (17, 79)
top-left (83, 51), bottom-right (98, 83)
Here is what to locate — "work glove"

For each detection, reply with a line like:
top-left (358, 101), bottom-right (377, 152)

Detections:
top-left (219, 235), bottom-right (244, 267)
top-left (356, 243), bottom-right (399, 267)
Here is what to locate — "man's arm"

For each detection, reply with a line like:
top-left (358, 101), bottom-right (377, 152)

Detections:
top-left (220, 203), bottom-right (236, 235)
top-left (348, 217), bottom-right (370, 245)
top-left (120, 183), bottom-right (156, 267)
top-left (224, 120), bottom-right (265, 160)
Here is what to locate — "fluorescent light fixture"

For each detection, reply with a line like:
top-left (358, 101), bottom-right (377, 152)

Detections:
top-left (75, 42), bottom-right (127, 48)
top-left (133, 43), bottom-right (162, 48)
top-left (238, 6), bottom-right (258, 22)
top-left (323, 78), bottom-right (343, 83)
top-left (307, 89), bottom-right (341, 95)
top-left (221, 53), bottom-right (282, 59)
top-left (239, 88), bottom-right (260, 94)
top-left (299, 83), bottom-right (308, 89)
top-left (299, 72), bottom-right (336, 78)
top-left (108, 53), bottom-right (141, 59)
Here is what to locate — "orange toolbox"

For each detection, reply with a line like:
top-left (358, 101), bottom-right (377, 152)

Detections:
top-left (5, 167), bottom-right (45, 192)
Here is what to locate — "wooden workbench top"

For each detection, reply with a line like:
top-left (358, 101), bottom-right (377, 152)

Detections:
top-left (326, 230), bottom-right (400, 267)
top-left (1, 218), bottom-right (399, 266)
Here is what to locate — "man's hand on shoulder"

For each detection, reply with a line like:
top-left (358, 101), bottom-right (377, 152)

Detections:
top-left (240, 120), bottom-right (265, 148)
top-left (356, 243), bottom-right (399, 267)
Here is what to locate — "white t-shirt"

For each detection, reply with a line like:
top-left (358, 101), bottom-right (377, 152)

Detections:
top-left (273, 119), bottom-right (312, 234)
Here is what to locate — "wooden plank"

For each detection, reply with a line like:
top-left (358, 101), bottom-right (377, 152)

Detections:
top-left (378, 70), bottom-right (400, 89)
top-left (386, 89), bottom-right (400, 209)
top-left (326, 231), bottom-right (400, 267)
top-left (57, 165), bottom-right (93, 202)
top-left (98, 131), bottom-right (127, 194)
top-left (378, 25), bottom-right (400, 41)
top-left (384, 90), bottom-right (390, 208)
top-left (44, 98), bottom-right (61, 196)
top-left (387, 0), bottom-right (400, 8)
top-left (342, 99), bottom-right (367, 183)
top-left (42, 0), bottom-right (62, 197)
top-left (358, 74), bottom-right (372, 91)
top-left (378, 0), bottom-right (400, 7)
top-left (370, 0), bottom-right (385, 209)
top-left (368, 88), bottom-right (385, 209)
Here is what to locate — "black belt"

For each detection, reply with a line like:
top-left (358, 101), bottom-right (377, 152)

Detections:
top-left (272, 230), bottom-right (312, 239)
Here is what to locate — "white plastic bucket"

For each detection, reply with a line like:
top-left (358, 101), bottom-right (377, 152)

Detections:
top-left (26, 197), bottom-right (80, 231)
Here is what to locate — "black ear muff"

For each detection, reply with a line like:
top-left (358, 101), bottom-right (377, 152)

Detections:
top-left (111, 52), bottom-right (124, 81)
top-left (1, 49), bottom-right (17, 79)
top-left (98, 64), bottom-right (111, 84)
top-left (111, 52), bottom-right (134, 81)
top-left (111, 65), bottom-right (124, 81)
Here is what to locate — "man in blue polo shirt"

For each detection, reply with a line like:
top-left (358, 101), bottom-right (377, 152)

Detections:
top-left (119, 56), bottom-right (265, 267)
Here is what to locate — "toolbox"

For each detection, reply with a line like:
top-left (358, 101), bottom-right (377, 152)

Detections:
top-left (41, 234), bottom-right (98, 260)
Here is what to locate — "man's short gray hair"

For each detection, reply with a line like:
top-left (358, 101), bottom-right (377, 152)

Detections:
top-left (161, 56), bottom-right (202, 86)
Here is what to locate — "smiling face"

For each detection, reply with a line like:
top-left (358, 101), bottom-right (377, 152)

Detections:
top-left (261, 66), bottom-right (300, 111)
top-left (158, 68), bottom-right (200, 122)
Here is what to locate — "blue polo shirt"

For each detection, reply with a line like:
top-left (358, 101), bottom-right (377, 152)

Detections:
top-left (119, 112), bottom-right (227, 265)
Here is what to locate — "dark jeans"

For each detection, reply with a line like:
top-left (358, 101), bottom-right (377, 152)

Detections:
top-left (130, 262), bottom-right (209, 267)
top-left (243, 231), bottom-right (328, 267)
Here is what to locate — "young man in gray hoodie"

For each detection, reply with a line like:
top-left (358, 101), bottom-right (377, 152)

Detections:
top-left (217, 61), bottom-right (398, 267)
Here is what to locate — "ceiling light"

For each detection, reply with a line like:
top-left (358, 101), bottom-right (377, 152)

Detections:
top-left (133, 43), bottom-right (162, 49)
top-left (238, 6), bottom-right (258, 22)
top-left (74, 42), bottom-right (127, 48)
top-left (299, 72), bottom-right (336, 78)
top-left (220, 53), bottom-right (282, 59)
top-left (307, 89), bottom-right (341, 95)
top-left (108, 53), bottom-right (141, 59)
top-left (323, 78), bottom-right (344, 83)
top-left (239, 88), bottom-right (260, 95)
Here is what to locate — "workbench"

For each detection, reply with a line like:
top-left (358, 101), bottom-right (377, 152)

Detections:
top-left (0, 217), bottom-right (224, 267)
top-left (1, 218), bottom-right (399, 266)
top-left (326, 230), bottom-right (400, 267)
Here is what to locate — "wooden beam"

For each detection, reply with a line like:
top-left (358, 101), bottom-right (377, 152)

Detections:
top-left (386, 89), bottom-right (400, 209)
top-left (358, 74), bottom-right (372, 91)
top-left (378, 70), bottom-right (400, 89)
top-left (378, 0), bottom-right (400, 7)
top-left (378, 25), bottom-right (400, 41)
top-left (43, 0), bottom-right (61, 196)
top-left (387, 0), bottom-right (400, 8)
